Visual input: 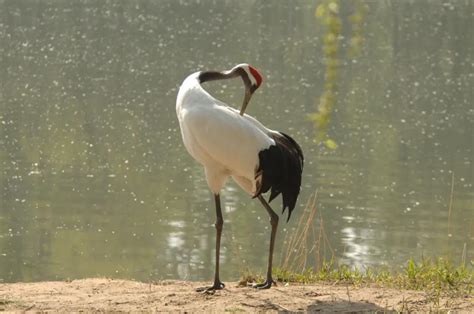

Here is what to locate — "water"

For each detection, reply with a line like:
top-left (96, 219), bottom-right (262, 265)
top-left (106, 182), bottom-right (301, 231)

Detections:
top-left (1, 0), bottom-right (473, 283)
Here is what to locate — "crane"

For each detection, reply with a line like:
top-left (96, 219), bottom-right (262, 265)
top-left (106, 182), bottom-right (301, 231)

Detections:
top-left (176, 64), bottom-right (304, 292)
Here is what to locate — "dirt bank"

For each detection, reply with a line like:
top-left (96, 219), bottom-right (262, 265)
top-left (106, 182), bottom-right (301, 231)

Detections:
top-left (0, 278), bottom-right (472, 312)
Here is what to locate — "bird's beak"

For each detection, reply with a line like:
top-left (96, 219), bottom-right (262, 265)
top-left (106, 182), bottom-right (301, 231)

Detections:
top-left (239, 88), bottom-right (252, 116)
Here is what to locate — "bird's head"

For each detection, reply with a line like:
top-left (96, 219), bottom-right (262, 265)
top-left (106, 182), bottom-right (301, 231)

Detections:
top-left (230, 64), bottom-right (263, 115)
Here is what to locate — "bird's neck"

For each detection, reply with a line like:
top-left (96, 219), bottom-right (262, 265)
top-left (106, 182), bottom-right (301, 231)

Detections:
top-left (198, 70), bottom-right (239, 84)
top-left (176, 72), bottom-right (216, 112)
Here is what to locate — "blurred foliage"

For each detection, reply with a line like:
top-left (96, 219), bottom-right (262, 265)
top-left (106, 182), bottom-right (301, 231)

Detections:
top-left (347, 1), bottom-right (366, 57)
top-left (309, 0), bottom-right (366, 148)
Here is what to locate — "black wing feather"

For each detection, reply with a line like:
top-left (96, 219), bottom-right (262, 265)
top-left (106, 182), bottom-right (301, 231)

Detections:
top-left (254, 132), bottom-right (304, 222)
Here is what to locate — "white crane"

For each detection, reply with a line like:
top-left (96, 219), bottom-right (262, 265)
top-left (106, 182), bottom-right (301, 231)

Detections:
top-left (176, 64), bottom-right (304, 292)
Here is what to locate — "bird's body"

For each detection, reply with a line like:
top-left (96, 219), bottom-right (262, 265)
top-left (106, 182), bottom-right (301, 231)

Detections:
top-left (177, 72), bottom-right (274, 196)
top-left (176, 64), bottom-right (303, 291)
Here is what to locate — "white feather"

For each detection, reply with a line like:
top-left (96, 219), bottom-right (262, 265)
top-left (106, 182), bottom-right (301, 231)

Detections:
top-left (176, 72), bottom-right (274, 195)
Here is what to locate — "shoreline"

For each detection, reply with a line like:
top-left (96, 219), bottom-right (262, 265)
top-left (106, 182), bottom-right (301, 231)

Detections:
top-left (1, 278), bottom-right (472, 312)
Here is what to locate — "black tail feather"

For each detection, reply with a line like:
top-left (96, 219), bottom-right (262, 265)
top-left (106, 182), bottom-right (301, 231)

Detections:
top-left (255, 132), bottom-right (304, 222)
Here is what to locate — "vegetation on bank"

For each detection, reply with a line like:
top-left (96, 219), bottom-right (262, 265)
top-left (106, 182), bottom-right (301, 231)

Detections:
top-left (239, 258), bottom-right (473, 310)
top-left (241, 258), bottom-right (473, 293)
top-left (273, 258), bottom-right (473, 293)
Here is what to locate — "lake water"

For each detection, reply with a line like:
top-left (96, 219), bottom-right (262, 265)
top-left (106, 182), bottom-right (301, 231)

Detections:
top-left (1, 0), bottom-right (473, 283)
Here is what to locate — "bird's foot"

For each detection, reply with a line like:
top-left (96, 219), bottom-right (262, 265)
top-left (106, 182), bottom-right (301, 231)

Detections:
top-left (250, 278), bottom-right (275, 289)
top-left (195, 281), bottom-right (225, 294)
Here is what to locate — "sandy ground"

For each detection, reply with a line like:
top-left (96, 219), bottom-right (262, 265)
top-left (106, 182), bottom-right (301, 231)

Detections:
top-left (0, 278), bottom-right (472, 312)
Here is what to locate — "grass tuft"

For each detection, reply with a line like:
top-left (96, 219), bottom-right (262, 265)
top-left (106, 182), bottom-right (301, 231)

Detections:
top-left (273, 257), bottom-right (473, 296)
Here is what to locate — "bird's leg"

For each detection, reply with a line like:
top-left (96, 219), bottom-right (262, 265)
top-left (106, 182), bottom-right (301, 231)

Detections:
top-left (196, 194), bottom-right (225, 293)
top-left (253, 195), bottom-right (279, 289)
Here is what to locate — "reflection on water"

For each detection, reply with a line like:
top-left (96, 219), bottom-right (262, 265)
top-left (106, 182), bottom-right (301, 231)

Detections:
top-left (1, 0), bottom-right (473, 282)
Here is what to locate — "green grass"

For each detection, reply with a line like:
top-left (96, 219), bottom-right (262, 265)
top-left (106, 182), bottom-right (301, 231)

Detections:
top-left (238, 257), bottom-right (473, 309)
top-left (272, 257), bottom-right (473, 294)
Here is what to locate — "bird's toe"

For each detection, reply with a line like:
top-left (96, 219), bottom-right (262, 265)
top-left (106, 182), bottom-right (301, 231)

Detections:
top-left (251, 279), bottom-right (274, 289)
top-left (195, 281), bottom-right (225, 293)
